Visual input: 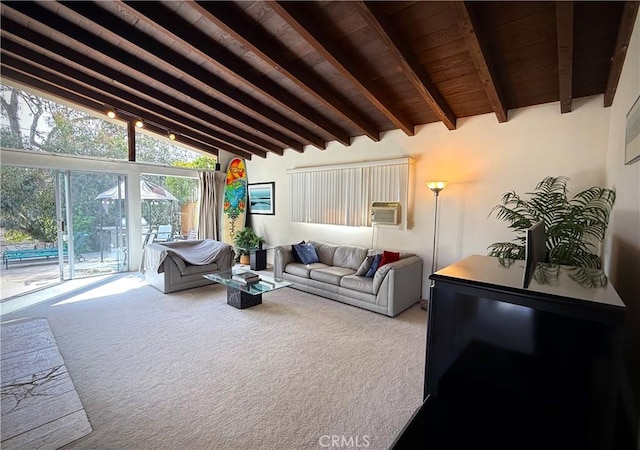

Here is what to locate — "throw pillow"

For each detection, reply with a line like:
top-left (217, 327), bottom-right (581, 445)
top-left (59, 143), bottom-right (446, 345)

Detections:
top-left (291, 240), bottom-right (305, 262)
top-left (365, 254), bottom-right (382, 278)
top-left (355, 255), bottom-right (375, 276)
top-left (379, 250), bottom-right (400, 268)
top-left (293, 243), bottom-right (319, 265)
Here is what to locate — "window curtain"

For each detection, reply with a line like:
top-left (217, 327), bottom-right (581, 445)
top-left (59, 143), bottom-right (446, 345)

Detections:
top-left (289, 159), bottom-right (410, 227)
top-left (197, 171), bottom-right (225, 240)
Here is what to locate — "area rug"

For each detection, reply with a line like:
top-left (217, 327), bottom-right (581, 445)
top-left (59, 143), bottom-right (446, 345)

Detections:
top-left (1, 318), bottom-right (92, 449)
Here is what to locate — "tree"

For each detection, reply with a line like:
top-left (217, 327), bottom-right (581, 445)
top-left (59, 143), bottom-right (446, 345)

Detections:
top-left (165, 155), bottom-right (218, 203)
top-left (0, 166), bottom-right (57, 242)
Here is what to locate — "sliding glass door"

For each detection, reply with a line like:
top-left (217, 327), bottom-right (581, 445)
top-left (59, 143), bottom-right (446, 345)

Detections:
top-left (1, 167), bottom-right (128, 299)
top-left (56, 170), bottom-right (128, 280)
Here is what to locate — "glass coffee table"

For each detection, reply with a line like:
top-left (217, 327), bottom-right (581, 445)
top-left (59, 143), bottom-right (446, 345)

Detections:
top-left (203, 268), bottom-right (292, 309)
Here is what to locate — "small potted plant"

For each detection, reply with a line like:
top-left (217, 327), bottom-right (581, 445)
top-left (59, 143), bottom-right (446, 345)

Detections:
top-left (233, 227), bottom-right (265, 265)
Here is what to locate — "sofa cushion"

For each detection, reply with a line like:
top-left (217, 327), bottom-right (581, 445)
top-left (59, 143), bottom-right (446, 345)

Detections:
top-left (293, 243), bottom-right (319, 264)
top-left (355, 255), bottom-right (375, 276)
top-left (379, 250), bottom-right (400, 268)
top-left (310, 266), bottom-right (356, 285)
top-left (309, 241), bottom-right (337, 266)
top-left (291, 240), bottom-right (305, 262)
top-left (285, 262), bottom-right (329, 278)
top-left (333, 246), bottom-right (368, 271)
top-left (168, 254), bottom-right (187, 272)
top-left (340, 275), bottom-right (375, 294)
top-left (181, 262), bottom-right (218, 276)
top-left (365, 254), bottom-right (383, 277)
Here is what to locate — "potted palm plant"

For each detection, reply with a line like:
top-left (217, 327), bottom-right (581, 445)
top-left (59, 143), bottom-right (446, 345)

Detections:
top-left (488, 176), bottom-right (615, 269)
top-left (232, 227), bottom-right (265, 265)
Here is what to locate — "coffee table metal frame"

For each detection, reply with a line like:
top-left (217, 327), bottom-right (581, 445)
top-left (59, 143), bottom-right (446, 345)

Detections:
top-left (203, 268), bottom-right (291, 309)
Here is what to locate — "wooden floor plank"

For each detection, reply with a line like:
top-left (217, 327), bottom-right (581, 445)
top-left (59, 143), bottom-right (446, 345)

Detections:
top-left (2, 366), bottom-right (74, 415)
top-left (1, 381), bottom-right (85, 440)
top-left (1, 346), bottom-right (65, 381)
top-left (1, 410), bottom-right (92, 450)
top-left (1, 319), bottom-right (51, 341)
top-left (1, 330), bottom-right (58, 360)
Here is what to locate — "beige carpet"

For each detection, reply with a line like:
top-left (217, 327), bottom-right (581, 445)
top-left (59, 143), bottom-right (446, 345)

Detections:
top-left (1, 318), bottom-right (92, 449)
top-left (2, 274), bottom-right (427, 450)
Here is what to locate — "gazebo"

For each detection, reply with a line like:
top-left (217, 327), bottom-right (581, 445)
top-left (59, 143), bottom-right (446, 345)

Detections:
top-left (95, 179), bottom-right (178, 259)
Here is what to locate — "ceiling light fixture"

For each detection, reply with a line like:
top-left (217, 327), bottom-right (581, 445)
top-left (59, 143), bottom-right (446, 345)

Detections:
top-left (168, 131), bottom-right (176, 140)
top-left (106, 108), bottom-right (116, 119)
top-left (135, 119), bottom-right (144, 128)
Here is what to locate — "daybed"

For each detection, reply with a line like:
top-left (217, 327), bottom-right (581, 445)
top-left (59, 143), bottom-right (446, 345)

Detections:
top-left (143, 239), bottom-right (234, 293)
top-left (275, 241), bottom-right (423, 317)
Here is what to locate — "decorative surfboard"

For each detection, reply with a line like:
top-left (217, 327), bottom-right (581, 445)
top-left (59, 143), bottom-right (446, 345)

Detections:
top-left (222, 157), bottom-right (247, 245)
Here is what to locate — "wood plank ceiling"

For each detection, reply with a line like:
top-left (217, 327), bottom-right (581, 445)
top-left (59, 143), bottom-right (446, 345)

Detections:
top-left (1, 1), bottom-right (638, 160)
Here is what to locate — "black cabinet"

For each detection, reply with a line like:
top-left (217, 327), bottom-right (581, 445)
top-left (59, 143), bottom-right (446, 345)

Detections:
top-left (249, 248), bottom-right (267, 271)
top-left (393, 255), bottom-right (626, 450)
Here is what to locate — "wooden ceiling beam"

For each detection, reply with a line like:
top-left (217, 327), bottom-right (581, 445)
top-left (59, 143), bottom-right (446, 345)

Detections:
top-left (452, 2), bottom-right (509, 122)
top-left (6, 2), bottom-right (325, 151)
top-left (121, 1), bottom-right (349, 149)
top-left (192, 1), bottom-right (381, 142)
top-left (1, 32), bottom-right (282, 155)
top-left (1, 18), bottom-right (299, 156)
top-left (354, 1), bottom-right (457, 130)
top-left (270, 1), bottom-right (415, 136)
top-left (0, 60), bottom-right (257, 160)
top-left (604, 1), bottom-right (639, 107)
top-left (135, 122), bottom-right (221, 160)
top-left (57, 0), bottom-right (321, 151)
top-left (555, 2), bottom-right (574, 114)
top-left (1, 41), bottom-right (272, 157)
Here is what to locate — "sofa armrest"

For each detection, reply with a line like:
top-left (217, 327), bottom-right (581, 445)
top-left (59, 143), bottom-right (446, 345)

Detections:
top-left (374, 255), bottom-right (423, 316)
top-left (275, 246), bottom-right (294, 276)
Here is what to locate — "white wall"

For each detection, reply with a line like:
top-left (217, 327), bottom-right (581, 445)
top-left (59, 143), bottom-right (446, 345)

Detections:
top-left (605, 13), bottom-right (640, 307)
top-left (244, 95), bottom-right (611, 298)
top-left (604, 12), bottom-right (640, 443)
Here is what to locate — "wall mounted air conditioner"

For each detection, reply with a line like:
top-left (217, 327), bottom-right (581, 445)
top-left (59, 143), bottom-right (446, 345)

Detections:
top-left (371, 202), bottom-right (400, 225)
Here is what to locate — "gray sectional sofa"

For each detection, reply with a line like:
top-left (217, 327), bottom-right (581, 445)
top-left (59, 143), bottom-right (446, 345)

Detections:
top-left (274, 241), bottom-right (423, 317)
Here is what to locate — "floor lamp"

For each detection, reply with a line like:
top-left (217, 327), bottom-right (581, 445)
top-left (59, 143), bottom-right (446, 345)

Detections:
top-left (424, 181), bottom-right (447, 310)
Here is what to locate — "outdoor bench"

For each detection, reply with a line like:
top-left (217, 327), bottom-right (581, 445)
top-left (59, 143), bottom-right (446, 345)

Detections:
top-left (3, 243), bottom-right (87, 269)
top-left (3, 248), bottom-right (60, 269)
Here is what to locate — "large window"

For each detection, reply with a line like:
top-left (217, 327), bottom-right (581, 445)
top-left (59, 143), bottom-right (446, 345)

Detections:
top-left (1, 84), bottom-right (128, 159)
top-left (1, 83), bottom-right (216, 168)
top-left (140, 173), bottom-right (199, 241)
top-left (288, 158), bottom-right (413, 228)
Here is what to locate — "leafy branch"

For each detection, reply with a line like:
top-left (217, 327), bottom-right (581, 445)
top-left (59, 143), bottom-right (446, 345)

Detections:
top-left (488, 176), bottom-right (615, 269)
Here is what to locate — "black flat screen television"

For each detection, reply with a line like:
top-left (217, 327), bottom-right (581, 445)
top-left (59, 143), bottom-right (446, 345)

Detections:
top-left (522, 219), bottom-right (545, 288)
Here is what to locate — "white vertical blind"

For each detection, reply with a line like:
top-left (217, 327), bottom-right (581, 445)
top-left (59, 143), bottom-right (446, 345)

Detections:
top-left (288, 158), bottom-right (412, 227)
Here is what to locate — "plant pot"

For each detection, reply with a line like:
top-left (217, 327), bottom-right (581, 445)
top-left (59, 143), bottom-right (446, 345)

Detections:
top-left (240, 254), bottom-right (250, 265)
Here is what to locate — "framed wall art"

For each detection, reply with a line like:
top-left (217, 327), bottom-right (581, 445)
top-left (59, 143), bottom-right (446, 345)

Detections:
top-left (625, 95), bottom-right (640, 165)
top-left (248, 182), bottom-right (275, 215)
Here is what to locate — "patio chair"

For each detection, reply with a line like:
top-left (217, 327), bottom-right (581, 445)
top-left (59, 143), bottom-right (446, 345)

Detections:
top-left (155, 225), bottom-right (172, 242)
top-left (144, 232), bottom-right (156, 246)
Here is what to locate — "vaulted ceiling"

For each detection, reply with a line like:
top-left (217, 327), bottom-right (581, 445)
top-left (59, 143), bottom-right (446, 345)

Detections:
top-left (1, 1), bottom-right (638, 160)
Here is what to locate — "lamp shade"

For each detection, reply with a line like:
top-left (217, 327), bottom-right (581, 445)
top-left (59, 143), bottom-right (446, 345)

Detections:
top-left (426, 181), bottom-right (448, 194)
